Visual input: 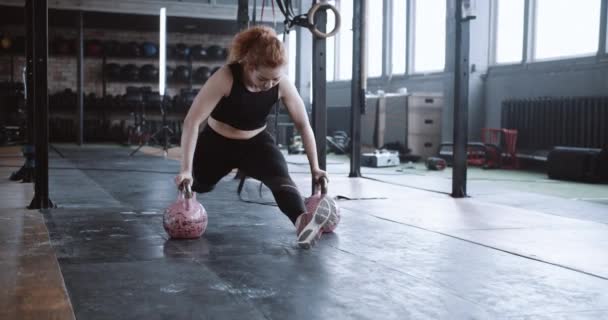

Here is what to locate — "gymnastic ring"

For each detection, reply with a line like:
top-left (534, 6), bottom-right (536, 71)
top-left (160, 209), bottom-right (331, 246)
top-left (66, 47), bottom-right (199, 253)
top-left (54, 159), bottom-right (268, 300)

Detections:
top-left (307, 2), bottom-right (341, 38)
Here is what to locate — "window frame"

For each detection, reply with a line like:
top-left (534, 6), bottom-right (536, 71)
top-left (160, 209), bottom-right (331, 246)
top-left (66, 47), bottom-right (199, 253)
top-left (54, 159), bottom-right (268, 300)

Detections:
top-left (410, 0), bottom-right (448, 74)
top-left (491, 0), bottom-right (608, 67)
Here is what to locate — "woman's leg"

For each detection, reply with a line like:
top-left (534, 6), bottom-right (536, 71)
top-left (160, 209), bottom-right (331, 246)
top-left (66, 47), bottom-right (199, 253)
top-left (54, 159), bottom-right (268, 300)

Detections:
top-left (238, 132), bottom-right (306, 224)
top-left (191, 126), bottom-right (238, 193)
top-left (239, 132), bottom-right (333, 248)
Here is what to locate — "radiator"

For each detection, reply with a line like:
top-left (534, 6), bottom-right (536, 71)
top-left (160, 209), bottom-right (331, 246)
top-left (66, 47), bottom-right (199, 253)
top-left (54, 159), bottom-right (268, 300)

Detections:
top-left (501, 96), bottom-right (608, 152)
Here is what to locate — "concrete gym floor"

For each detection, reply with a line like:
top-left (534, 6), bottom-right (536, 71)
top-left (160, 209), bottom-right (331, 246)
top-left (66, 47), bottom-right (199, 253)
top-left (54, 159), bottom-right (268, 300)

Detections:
top-left (1, 144), bottom-right (607, 320)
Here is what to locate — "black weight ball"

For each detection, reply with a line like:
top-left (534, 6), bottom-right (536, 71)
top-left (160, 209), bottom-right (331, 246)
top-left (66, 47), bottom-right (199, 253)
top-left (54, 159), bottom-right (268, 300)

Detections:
top-left (173, 43), bottom-right (190, 60)
top-left (173, 65), bottom-right (191, 82)
top-left (124, 42), bottom-right (142, 57)
top-left (105, 63), bottom-right (122, 81)
top-left (120, 64), bottom-right (140, 81)
top-left (193, 66), bottom-right (211, 83)
top-left (166, 66), bottom-right (175, 81)
top-left (85, 40), bottom-right (103, 57)
top-left (9, 36), bottom-right (24, 54)
top-left (139, 64), bottom-right (159, 82)
top-left (52, 37), bottom-right (74, 55)
top-left (142, 42), bottom-right (158, 58)
top-left (207, 45), bottom-right (224, 60)
top-left (190, 45), bottom-right (208, 60)
top-left (103, 40), bottom-right (122, 57)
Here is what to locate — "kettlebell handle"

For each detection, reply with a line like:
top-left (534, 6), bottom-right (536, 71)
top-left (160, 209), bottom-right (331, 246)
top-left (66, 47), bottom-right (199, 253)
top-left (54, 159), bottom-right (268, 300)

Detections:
top-left (314, 176), bottom-right (329, 195)
top-left (179, 180), bottom-right (193, 199)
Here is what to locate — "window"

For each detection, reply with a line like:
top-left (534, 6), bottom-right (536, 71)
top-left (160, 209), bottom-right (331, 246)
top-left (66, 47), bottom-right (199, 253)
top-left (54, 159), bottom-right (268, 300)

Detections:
top-left (495, 0), bottom-right (525, 64)
top-left (337, 0), bottom-right (353, 80)
top-left (367, 0), bottom-right (384, 77)
top-left (288, 30), bottom-right (297, 84)
top-left (391, 0), bottom-right (407, 74)
top-left (413, 0), bottom-right (446, 72)
top-left (535, 0), bottom-right (601, 60)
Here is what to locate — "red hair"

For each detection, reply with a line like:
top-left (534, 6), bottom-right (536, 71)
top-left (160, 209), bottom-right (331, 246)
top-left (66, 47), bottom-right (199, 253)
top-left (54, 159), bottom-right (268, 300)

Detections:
top-left (228, 25), bottom-right (286, 69)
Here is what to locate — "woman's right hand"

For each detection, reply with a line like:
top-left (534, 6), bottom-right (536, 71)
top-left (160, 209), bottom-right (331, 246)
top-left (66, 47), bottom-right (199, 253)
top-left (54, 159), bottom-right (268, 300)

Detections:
top-left (174, 171), bottom-right (193, 189)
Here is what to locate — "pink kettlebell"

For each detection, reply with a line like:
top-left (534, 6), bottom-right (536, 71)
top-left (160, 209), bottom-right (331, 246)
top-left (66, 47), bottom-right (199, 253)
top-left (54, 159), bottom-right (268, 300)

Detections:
top-left (163, 182), bottom-right (208, 239)
top-left (304, 177), bottom-right (340, 233)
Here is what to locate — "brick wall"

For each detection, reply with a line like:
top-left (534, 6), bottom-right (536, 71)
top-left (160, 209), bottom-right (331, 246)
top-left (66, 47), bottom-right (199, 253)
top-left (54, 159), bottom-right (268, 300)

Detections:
top-left (0, 25), bottom-right (232, 97)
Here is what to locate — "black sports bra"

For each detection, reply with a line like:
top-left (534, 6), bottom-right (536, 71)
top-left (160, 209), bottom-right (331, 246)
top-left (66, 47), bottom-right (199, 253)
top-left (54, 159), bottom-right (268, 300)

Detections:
top-left (210, 63), bottom-right (279, 130)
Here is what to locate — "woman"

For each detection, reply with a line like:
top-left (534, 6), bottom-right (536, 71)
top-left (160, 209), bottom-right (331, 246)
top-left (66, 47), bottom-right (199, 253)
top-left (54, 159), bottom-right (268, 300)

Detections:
top-left (174, 26), bottom-right (336, 248)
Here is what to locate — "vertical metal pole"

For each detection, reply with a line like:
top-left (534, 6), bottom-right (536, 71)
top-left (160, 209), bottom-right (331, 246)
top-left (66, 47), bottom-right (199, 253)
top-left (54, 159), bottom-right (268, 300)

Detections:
top-left (18, 0), bottom-right (36, 184)
top-left (77, 11), bottom-right (84, 145)
top-left (29, 0), bottom-right (52, 209)
top-left (102, 55), bottom-right (107, 97)
top-left (25, 0), bottom-right (34, 148)
top-left (382, 0), bottom-right (390, 78)
top-left (312, 5), bottom-right (327, 172)
top-left (452, 0), bottom-right (471, 198)
top-left (10, 54), bottom-right (14, 84)
top-left (349, 0), bottom-right (366, 178)
top-left (599, 0), bottom-right (607, 55)
top-left (237, 0), bottom-right (250, 30)
top-left (522, 0), bottom-right (535, 62)
top-left (406, 0), bottom-right (414, 74)
top-left (296, 0), bottom-right (313, 109)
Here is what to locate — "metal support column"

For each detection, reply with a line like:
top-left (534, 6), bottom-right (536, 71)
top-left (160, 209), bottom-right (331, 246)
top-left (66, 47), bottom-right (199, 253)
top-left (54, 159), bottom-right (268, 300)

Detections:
top-left (29, 0), bottom-right (53, 209)
top-left (522, 0), bottom-right (535, 63)
top-left (599, 0), bottom-right (607, 55)
top-left (349, 0), bottom-right (366, 178)
top-left (77, 11), bottom-right (84, 145)
top-left (237, 0), bottom-right (249, 30)
top-left (15, 0), bottom-right (36, 184)
top-left (311, 5), bottom-right (327, 172)
top-left (451, 0), bottom-right (474, 198)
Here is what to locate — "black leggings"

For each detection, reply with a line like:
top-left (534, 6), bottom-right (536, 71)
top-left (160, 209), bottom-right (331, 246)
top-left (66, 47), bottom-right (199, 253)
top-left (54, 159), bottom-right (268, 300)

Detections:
top-left (192, 125), bottom-right (306, 223)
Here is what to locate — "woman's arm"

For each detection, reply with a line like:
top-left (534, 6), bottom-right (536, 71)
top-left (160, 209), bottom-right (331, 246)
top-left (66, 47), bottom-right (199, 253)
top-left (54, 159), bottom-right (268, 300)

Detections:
top-left (279, 77), bottom-right (327, 181)
top-left (176, 66), bottom-right (232, 186)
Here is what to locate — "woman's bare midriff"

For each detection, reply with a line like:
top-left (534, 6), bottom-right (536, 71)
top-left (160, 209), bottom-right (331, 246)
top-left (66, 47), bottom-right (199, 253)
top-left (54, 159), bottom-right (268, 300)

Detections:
top-left (207, 117), bottom-right (266, 140)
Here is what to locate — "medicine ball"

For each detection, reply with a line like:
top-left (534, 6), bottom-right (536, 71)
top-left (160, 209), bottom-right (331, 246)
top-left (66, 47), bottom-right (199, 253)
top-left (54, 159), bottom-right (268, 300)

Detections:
top-left (85, 40), bottom-right (103, 57)
top-left (207, 45), bottom-right (224, 60)
top-left (103, 40), bottom-right (122, 57)
top-left (124, 42), bottom-right (142, 57)
top-left (105, 63), bottom-right (122, 81)
top-left (190, 45), bottom-right (208, 60)
top-left (10, 36), bottom-right (24, 54)
top-left (52, 37), bottom-right (73, 55)
top-left (0, 34), bottom-right (12, 51)
top-left (140, 64), bottom-right (159, 82)
top-left (142, 42), bottom-right (158, 58)
top-left (166, 66), bottom-right (175, 81)
top-left (193, 66), bottom-right (211, 83)
top-left (173, 43), bottom-right (190, 60)
top-left (173, 65), bottom-right (191, 82)
top-left (121, 64), bottom-right (140, 81)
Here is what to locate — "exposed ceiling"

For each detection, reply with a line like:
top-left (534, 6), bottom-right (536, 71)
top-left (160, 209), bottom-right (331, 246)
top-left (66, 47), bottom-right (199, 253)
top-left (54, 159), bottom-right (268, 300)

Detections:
top-left (0, 2), bottom-right (287, 35)
top-left (0, 0), bottom-right (298, 21)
